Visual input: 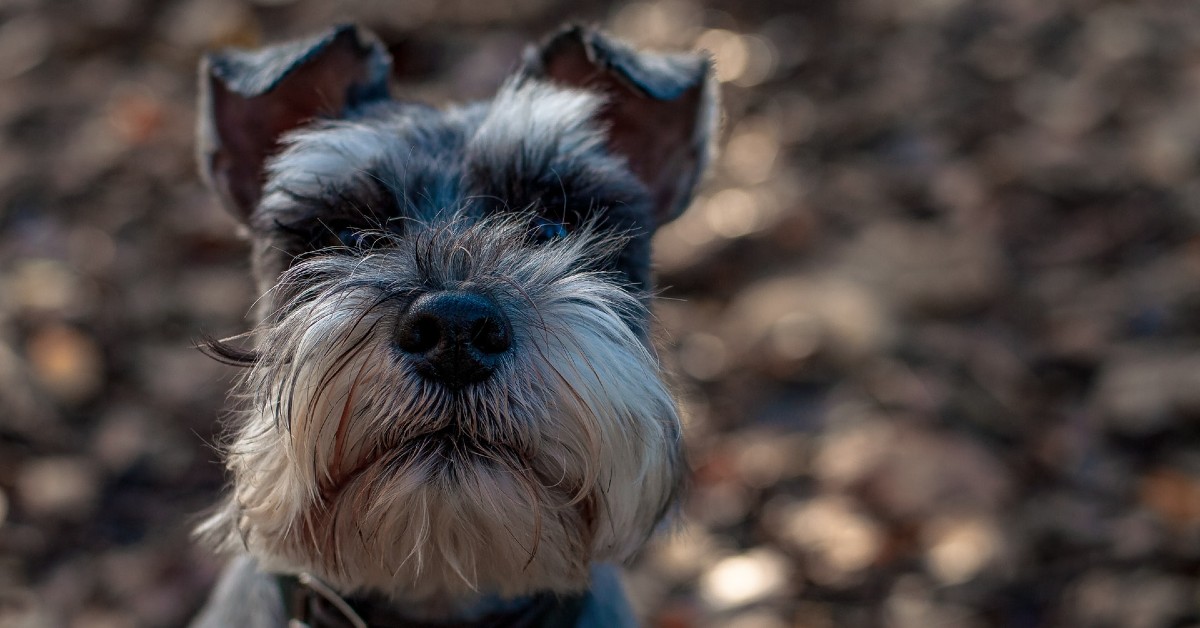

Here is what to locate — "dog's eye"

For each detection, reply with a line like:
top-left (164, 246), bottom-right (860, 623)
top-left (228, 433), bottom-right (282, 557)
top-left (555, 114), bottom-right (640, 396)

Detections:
top-left (336, 227), bottom-right (367, 249)
top-left (532, 217), bottom-right (569, 243)
top-left (274, 218), bottom-right (394, 256)
top-left (328, 226), bottom-right (392, 251)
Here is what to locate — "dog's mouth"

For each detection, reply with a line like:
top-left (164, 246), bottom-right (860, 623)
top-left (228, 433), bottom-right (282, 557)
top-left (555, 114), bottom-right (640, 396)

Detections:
top-left (325, 425), bottom-right (520, 498)
top-left (399, 425), bottom-right (527, 468)
top-left (406, 426), bottom-right (472, 451)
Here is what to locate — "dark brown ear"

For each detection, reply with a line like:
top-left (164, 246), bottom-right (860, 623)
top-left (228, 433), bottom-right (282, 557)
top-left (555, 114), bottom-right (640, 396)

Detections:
top-left (523, 25), bottom-right (718, 227)
top-left (197, 24), bottom-right (391, 221)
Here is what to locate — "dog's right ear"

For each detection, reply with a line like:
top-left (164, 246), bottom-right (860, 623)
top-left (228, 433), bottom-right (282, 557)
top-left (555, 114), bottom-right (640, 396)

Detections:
top-left (197, 24), bottom-right (391, 222)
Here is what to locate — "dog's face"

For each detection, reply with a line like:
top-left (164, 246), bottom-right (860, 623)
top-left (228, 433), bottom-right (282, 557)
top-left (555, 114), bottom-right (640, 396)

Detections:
top-left (195, 25), bottom-right (715, 608)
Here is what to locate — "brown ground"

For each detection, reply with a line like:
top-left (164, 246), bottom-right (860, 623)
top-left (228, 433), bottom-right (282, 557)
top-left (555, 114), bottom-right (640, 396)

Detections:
top-left (2, 1), bottom-right (1200, 627)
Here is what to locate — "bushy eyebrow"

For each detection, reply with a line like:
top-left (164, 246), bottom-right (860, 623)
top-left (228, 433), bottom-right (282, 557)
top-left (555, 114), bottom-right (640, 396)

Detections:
top-left (254, 174), bottom-right (400, 251)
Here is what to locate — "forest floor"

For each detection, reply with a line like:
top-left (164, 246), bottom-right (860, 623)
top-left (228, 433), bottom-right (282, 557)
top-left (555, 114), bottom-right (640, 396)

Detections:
top-left (3, 1), bottom-right (1200, 626)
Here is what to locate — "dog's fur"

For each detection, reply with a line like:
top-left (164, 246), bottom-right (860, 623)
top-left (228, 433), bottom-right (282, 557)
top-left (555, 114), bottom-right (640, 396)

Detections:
top-left (190, 24), bottom-right (717, 626)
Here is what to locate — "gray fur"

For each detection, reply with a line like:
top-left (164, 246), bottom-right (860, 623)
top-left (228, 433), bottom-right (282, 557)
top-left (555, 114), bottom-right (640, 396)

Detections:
top-left (191, 555), bottom-right (285, 628)
top-left (191, 557), bottom-right (637, 628)
top-left (249, 78), bottom-right (656, 299)
top-left (192, 23), bottom-right (717, 627)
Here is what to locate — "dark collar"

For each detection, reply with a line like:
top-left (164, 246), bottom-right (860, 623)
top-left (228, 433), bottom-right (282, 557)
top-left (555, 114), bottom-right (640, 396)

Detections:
top-left (276, 573), bottom-right (587, 628)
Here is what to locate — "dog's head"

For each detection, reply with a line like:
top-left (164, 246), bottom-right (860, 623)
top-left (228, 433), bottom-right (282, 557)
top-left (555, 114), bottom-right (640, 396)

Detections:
top-left (195, 24), bottom-right (716, 609)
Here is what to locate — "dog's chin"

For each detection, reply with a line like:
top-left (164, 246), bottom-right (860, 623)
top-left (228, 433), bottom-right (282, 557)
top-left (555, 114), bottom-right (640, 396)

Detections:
top-left (279, 431), bottom-right (595, 608)
top-left (206, 394), bottom-right (673, 611)
top-left (198, 236), bottom-right (683, 608)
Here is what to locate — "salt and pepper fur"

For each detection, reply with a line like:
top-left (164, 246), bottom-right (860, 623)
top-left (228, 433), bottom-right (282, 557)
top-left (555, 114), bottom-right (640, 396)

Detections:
top-left (198, 220), bottom-right (681, 612)
top-left (192, 23), bottom-right (716, 626)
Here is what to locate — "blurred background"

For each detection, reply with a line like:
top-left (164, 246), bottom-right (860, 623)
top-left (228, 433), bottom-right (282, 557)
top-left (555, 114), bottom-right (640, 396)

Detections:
top-left (2, 0), bottom-right (1200, 626)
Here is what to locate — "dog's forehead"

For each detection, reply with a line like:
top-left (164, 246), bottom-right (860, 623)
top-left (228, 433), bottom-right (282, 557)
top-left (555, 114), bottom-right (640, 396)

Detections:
top-left (470, 80), bottom-right (607, 169)
top-left (258, 79), bottom-right (616, 223)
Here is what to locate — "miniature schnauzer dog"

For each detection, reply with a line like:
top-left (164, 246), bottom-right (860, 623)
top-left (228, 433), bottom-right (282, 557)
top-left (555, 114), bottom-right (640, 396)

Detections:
top-left (189, 24), bottom-right (716, 628)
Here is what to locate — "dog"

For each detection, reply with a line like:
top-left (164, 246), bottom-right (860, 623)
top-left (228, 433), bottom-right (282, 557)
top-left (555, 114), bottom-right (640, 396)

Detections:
top-left (188, 23), bottom-right (717, 627)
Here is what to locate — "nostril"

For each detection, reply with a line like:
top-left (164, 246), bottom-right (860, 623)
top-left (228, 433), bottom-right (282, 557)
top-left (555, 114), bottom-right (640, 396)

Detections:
top-left (397, 313), bottom-right (441, 354)
top-left (471, 316), bottom-right (511, 355)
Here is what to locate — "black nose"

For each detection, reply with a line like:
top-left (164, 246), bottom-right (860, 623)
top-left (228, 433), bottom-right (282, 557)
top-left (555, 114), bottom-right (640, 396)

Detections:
top-left (395, 291), bottom-right (512, 388)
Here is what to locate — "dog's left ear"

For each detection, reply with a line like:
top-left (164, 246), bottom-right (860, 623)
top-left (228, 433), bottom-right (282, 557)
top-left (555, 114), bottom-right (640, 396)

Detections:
top-left (524, 26), bottom-right (719, 227)
top-left (197, 24), bottom-right (392, 221)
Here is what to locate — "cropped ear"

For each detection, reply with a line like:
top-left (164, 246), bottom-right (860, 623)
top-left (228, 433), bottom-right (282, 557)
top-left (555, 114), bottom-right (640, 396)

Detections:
top-left (197, 24), bottom-right (391, 221)
top-left (523, 25), bottom-right (718, 227)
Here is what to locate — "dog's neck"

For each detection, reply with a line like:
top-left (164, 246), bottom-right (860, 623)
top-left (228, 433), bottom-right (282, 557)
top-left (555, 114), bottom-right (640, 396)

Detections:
top-left (276, 571), bottom-right (587, 627)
